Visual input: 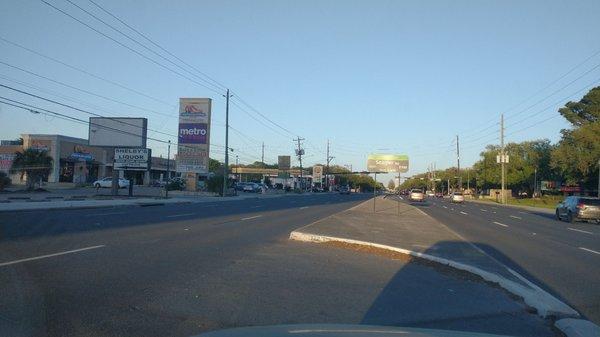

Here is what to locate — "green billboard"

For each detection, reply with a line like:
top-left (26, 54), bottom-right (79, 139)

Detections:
top-left (367, 154), bottom-right (409, 173)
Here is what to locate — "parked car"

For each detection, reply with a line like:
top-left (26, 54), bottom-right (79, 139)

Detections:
top-left (409, 189), bottom-right (425, 202)
top-left (555, 196), bottom-right (600, 223)
top-left (234, 182), bottom-right (248, 191)
top-left (93, 177), bottom-right (130, 188)
top-left (451, 192), bottom-right (465, 203)
top-left (339, 185), bottom-right (350, 195)
top-left (243, 182), bottom-right (261, 193)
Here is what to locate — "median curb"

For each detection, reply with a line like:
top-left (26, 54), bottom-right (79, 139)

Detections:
top-left (555, 318), bottom-right (600, 337)
top-left (465, 198), bottom-right (555, 214)
top-left (289, 230), bottom-right (585, 328)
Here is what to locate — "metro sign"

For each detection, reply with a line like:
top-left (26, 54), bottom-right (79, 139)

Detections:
top-left (178, 123), bottom-right (208, 144)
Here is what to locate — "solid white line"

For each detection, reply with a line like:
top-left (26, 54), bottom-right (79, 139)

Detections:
top-left (493, 221), bottom-right (509, 227)
top-left (510, 215), bottom-right (522, 220)
top-left (568, 227), bottom-right (593, 235)
top-left (460, 211), bottom-right (468, 215)
top-left (579, 247), bottom-right (600, 255)
top-left (166, 213), bottom-right (195, 218)
top-left (0, 245), bottom-right (105, 267)
top-left (241, 215), bottom-right (262, 221)
top-left (85, 212), bottom-right (126, 217)
top-left (300, 206), bottom-right (309, 209)
top-left (480, 209), bottom-right (488, 212)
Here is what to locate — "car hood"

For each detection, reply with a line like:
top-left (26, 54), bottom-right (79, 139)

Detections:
top-left (193, 324), bottom-right (512, 337)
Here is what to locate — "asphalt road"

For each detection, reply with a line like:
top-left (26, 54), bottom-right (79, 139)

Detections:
top-left (401, 196), bottom-right (600, 325)
top-left (0, 193), bottom-right (556, 337)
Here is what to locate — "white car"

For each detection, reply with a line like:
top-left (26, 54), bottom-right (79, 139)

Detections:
top-left (409, 189), bottom-right (425, 202)
top-left (451, 192), bottom-right (465, 203)
top-left (93, 177), bottom-right (130, 188)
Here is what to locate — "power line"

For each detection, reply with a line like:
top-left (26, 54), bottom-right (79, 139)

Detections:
top-left (0, 36), bottom-right (174, 107)
top-left (62, 0), bottom-right (224, 94)
top-left (86, 0), bottom-right (227, 91)
top-left (40, 0), bottom-right (223, 95)
top-left (231, 95), bottom-right (296, 137)
top-left (0, 60), bottom-right (175, 118)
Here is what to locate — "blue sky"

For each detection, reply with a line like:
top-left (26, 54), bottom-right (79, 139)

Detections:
top-left (1, 0), bottom-right (599, 183)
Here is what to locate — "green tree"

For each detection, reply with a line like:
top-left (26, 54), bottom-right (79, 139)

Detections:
top-left (209, 158), bottom-right (223, 173)
top-left (551, 87), bottom-right (600, 188)
top-left (387, 179), bottom-right (395, 190)
top-left (10, 149), bottom-right (53, 190)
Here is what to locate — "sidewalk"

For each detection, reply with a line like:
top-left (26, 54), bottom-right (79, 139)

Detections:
top-left (290, 196), bottom-right (578, 320)
top-left (0, 190), bottom-right (319, 212)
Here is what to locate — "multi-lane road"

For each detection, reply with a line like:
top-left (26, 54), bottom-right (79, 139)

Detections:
top-left (403, 196), bottom-right (600, 325)
top-left (0, 193), bottom-right (561, 337)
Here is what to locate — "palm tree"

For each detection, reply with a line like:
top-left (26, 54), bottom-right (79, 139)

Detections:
top-left (11, 149), bottom-right (53, 190)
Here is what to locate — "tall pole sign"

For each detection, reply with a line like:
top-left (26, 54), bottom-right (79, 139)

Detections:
top-left (176, 98), bottom-right (211, 191)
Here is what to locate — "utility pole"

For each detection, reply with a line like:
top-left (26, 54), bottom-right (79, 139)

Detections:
top-left (261, 142), bottom-right (265, 166)
top-left (500, 113), bottom-right (506, 204)
top-left (326, 139), bottom-right (334, 191)
top-left (534, 168), bottom-right (537, 198)
top-left (165, 140), bottom-right (171, 198)
top-left (456, 135), bottom-right (461, 190)
top-left (294, 137), bottom-right (305, 191)
top-left (597, 159), bottom-right (600, 198)
top-left (222, 89), bottom-right (231, 197)
top-left (467, 168), bottom-right (470, 191)
top-left (236, 155), bottom-right (239, 182)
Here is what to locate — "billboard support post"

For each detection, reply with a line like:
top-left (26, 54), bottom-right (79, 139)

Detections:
top-left (373, 172), bottom-right (377, 213)
top-left (111, 158), bottom-right (118, 196)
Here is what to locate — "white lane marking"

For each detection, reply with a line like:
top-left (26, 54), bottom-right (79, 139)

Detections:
top-left (399, 196), bottom-right (403, 200)
top-left (493, 221), bottom-right (509, 227)
top-left (510, 215), bottom-right (522, 219)
top-left (532, 232), bottom-right (537, 235)
top-left (0, 245), bottom-right (105, 267)
top-left (450, 208), bottom-right (454, 211)
top-left (492, 211), bottom-right (497, 214)
top-left (568, 227), bottom-right (593, 235)
top-left (518, 211), bottom-right (527, 214)
top-left (166, 213), bottom-right (195, 218)
top-left (85, 211), bottom-right (126, 217)
top-left (241, 215), bottom-right (262, 221)
top-left (184, 228), bottom-right (190, 231)
top-left (460, 211), bottom-right (468, 215)
top-left (250, 205), bottom-right (263, 208)
top-left (480, 209), bottom-right (488, 212)
top-left (442, 206), bottom-right (448, 209)
top-left (300, 206), bottom-right (309, 209)
top-left (579, 247), bottom-right (600, 255)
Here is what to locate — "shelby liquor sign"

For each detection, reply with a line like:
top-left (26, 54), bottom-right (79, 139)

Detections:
top-left (114, 148), bottom-right (150, 171)
top-left (177, 98), bottom-right (211, 174)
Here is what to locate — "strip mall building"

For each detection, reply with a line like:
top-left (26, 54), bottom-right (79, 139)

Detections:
top-left (0, 134), bottom-right (175, 185)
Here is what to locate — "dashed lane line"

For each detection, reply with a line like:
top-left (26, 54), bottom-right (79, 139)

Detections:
top-left (300, 206), bottom-right (309, 209)
top-left (579, 247), bottom-right (600, 255)
top-left (493, 221), bottom-right (509, 227)
top-left (166, 213), bottom-right (195, 218)
top-left (241, 215), bottom-right (262, 221)
top-left (0, 245), bottom-right (106, 267)
top-left (568, 227), bottom-right (593, 235)
top-left (480, 209), bottom-right (488, 212)
top-left (509, 215), bottom-right (522, 220)
top-left (460, 211), bottom-right (468, 215)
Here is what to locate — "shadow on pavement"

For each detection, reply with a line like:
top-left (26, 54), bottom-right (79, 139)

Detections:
top-left (360, 240), bottom-right (557, 337)
top-left (0, 194), bottom-right (371, 241)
